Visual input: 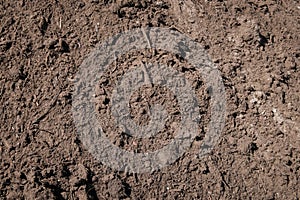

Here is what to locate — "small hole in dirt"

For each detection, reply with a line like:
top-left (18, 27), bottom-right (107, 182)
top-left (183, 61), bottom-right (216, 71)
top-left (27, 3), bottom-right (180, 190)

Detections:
top-left (122, 182), bottom-right (131, 197)
top-left (258, 33), bottom-right (268, 46)
top-left (20, 172), bottom-right (27, 180)
top-left (103, 98), bottom-right (110, 105)
top-left (195, 135), bottom-right (204, 141)
top-left (61, 166), bottom-right (71, 177)
top-left (202, 168), bottom-right (210, 174)
top-left (204, 45), bottom-right (210, 50)
top-left (11, 82), bottom-right (16, 91)
top-left (119, 140), bottom-right (125, 147)
top-left (250, 142), bottom-right (258, 153)
top-left (117, 10), bottom-right (126, 18)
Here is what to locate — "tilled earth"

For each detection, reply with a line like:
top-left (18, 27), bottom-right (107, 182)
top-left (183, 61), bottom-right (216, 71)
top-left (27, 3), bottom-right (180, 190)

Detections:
top-left (0, 0), bottom-right (299, 199)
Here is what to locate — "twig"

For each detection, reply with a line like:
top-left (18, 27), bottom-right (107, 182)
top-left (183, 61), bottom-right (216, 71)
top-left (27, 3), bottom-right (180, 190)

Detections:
top-left (139, 60), bottom-right (153, 115)
top-left (141, 27), bottom-right (155, 56)
top-left (59, 17), bottom-right (62, 29)
top-left (169, 25), bottom-right (185, 34)
top-left (141, 27), bottom-right (152, 48)
top-left (139, 60), bottom-right (152, 85)
top-left (113, 51), bottom-right (118, 72)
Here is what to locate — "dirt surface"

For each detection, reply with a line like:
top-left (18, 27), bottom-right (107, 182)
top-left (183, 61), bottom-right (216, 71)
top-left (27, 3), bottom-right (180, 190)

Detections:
top-left (1, 0), bottom-right (300, 199)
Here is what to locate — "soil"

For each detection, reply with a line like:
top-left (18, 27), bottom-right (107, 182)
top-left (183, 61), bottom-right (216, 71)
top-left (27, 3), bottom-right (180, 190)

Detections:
top-left (0, 0), bottom-right (299, 199)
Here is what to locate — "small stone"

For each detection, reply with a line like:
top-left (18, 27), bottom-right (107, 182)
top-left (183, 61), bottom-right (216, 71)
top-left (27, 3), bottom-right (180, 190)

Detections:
top-left (46, 39), bottom-right (58, 49)
top-left (285, 57), bottom-right (295, 69)
top-left (90, 0), bottom-right (99, 3)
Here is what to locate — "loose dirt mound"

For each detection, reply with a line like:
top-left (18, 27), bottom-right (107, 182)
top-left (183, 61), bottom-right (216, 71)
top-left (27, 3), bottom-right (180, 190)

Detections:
top-left (0, 0), bottom-right (299, 199)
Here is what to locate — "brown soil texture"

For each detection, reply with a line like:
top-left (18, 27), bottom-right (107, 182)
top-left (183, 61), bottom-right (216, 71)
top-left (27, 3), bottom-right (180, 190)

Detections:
top-left (1, 0), bottom-right (300, 199)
